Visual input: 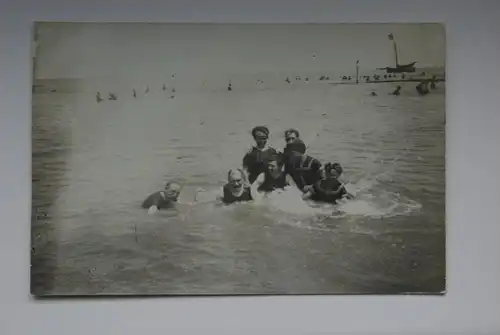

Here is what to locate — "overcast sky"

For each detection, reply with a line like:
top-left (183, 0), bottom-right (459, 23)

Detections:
top-left (34, 23), bottom-right (445, 79)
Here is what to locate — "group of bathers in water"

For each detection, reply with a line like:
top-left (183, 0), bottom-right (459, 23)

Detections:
top-left (222, 126), bottom-right (353, 206)
top-left (142, 126), bottom-right (353, 213)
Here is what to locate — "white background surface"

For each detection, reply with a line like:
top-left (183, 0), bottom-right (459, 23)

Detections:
top-left (1, 0), bottom-right (499, 334)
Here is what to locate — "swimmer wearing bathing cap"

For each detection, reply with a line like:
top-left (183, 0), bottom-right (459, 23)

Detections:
top-left (304, 162), bottom-right (354, 204)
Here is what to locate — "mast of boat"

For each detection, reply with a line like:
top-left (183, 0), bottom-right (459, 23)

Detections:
top-left (32, 24), bottom-right (39, 93)
top-left (388, 33), bottom-right (399, 66)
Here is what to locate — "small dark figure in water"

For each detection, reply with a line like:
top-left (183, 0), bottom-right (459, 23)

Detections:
top-left (304, 162), bottom-right (354, 204)
top-left (172, 87), bottom-right (176, 93)
top-left (430, 75), bottom-right (437, 89)
top-left (391, 85), bottom-right (402, 96)
top-left (401, 73), bottom-right (406, 79)
top-left (383, 74), bottom-right (388, 79)
top-left (108, 93), bottom-right (117, 100)
top-left (145, 86), bottom-right (149, 94)
top-left (141, 181), bottom-right (181, 214)
top-left (221, 169), bottom-right (253, 205)
top-left (285, 77), bottom-right (291, 84)
top-left (371, 91), bottom-right (378, 96)
top-left (96, 92), bottom-right (103, 103)
top-left (162, 84), bottom-right (167, 91)
top-left (305, 77), bottom-right (309, 82)
top-left (133, 89), bottom-right (137, 98)
top-left (348, 76), bottom-right (352, 80)
top-left (228, 81), bottom-right (232, 91)
top-left (416, 81), bottom-right (429, 95)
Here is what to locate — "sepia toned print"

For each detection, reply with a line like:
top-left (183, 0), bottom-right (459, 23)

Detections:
top-left (31, 23), bottom-right (445, 296)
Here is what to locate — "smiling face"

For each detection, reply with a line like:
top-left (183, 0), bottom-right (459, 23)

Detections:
top-left (267, 159), bottom-right (282, 176)
top-left (228, 170), bottom-right (244, 192)
top-left (164, 182), bottom-right (181, 201)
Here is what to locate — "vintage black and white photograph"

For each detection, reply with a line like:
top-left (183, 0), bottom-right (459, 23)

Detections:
top-left (31, 22), bottom-right (445, 296)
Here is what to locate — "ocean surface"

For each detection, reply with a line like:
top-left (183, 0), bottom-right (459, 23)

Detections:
top-left (31, 75), bottom-right (445, 295)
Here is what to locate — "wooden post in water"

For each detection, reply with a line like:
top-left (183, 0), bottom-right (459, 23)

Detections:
top-left (355, 60), bottom-right (359, 84)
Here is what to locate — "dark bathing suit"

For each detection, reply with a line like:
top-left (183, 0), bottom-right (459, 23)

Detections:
top-left (243, 146), bottom-right (279, 184)
top-left (310, 179), bottom-right (347, 204)
top-left (141, 191), bottom-right (174, 210)
top-left (285, 154), bottom-right (322, 191)
top-left (222, 185), bottom-right (253, 204)
top-left (257, 171), bottom-right (288, 193)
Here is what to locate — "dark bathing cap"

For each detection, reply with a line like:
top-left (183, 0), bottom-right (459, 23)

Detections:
top-left (251, 126), bottom-right (270, 139)
top-left (325, 162), bottom-right (343, 174)
top-left (285, 139), bottom-right (306, 154)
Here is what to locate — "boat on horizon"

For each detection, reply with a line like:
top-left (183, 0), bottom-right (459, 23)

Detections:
top-left (378, 33), bottom-right (417, 74)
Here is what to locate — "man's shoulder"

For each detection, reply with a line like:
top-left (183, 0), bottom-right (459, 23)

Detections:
top-left (245, 147), bottom-right (257, 155)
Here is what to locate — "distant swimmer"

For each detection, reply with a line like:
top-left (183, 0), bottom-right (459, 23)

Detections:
top-left (96, 92), bottom-right (103, 103)
top-left (162, 84), bottom-right (167, 91)
top-left (285, 77), bottom-right (291, 84)
top-left (391, 85), bottom-right (402, 96)
top-left (172, 87), bottom-right (176, 93)
top-left (145, 86), bottom-right (149, 94)
top-left (133, 89), bottom-right (137, 98)
top-left (221, 169), bottom-right (253, 205)
top-left (303, 162), bottom-right (354, 204)
top-left (430, 75), bottom-right (437, 89)
top-left (242, 126), bottom-right (279, 184)
top-left (251, 155), bottom-right (297, 195)
top-left (282, 140), bottom-right (322, 193)
top-left (371, 91), bottom-right (378, 96)
top-left (228, 81), bottom-right (232, 91)
top-left (141, 181), bottom-right (182, 214)
top-left (416, 81), bottom-right (429, 95)
top-left (108, 93), bottom-right (117, 100)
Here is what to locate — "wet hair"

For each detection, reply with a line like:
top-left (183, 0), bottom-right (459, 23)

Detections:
top-left (251, 126), bottom-right (270, 139)
top-left (284, 128), bottom-right (300, 138)
top-left (227, 168), bottom-right (247, 182)
top-left (284, 139), bottom-right (306, 154)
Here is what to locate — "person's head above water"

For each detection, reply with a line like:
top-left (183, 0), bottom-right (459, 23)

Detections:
top-left (227, 168), bottom-right (247, 192)
top-left (251, 126), bottom-right (269, 148)
top-left (266, 155), bottom-right (283, 175)
top-left (284, 128), bottom-right (300, 144)
top-left (324, 162), bottom-right (343, 179)
top-left (164, 181), bottom-right (182, 201)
